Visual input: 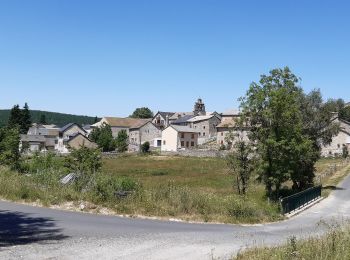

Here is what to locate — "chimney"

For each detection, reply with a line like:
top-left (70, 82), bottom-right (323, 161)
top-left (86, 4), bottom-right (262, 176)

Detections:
top-left (165, 114), bottom-right (169, 127)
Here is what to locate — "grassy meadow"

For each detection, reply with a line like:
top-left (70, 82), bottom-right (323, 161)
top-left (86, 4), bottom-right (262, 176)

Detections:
top-left (234, 223), bottom-right (350, 260)
top-left (0, 154), bottom-right (348, 224)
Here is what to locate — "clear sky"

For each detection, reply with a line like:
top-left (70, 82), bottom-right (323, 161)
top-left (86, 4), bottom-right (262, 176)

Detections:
top-left (1, 1), bottom-right (349, 117)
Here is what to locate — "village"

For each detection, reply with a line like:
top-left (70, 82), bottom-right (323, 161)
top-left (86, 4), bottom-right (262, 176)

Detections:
top-left (19, 98), bottom-right (350, 158)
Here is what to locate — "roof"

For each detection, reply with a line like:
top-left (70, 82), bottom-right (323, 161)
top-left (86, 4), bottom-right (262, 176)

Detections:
top-left (94, 117), bottom-right (152, 129)
top-left (59, 123), bottom-right (86, 134)
top-left (169, 125), bottom-right (200, 133)
top-left (169, 112), bottom-right (194, 120)
top-left (42, 124), bottom-right (58, 129)
top-left (155, 111), bottom-right (175, 119)
top-left (217, 118), bottom-right (237, 128)
top-left (66, 132), bottom-right (92, 142)
top-left (221, 109), bottom-right (240, 116)
top-left (186, 115), bottom-right (215, 123)
top-left (129, 119), bottom-right (153, 129)
top-left (172, 115), bottom-right (194, 124)
top-left (20, 134), bottom-right (46, 143)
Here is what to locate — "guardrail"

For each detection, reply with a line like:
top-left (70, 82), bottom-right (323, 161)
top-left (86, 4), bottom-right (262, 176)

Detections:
top-left (280, 185), bottom-right (322, 215)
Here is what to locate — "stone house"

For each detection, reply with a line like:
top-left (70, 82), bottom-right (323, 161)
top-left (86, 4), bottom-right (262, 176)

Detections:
top-left (61, 133), bottom-right (97, 152)
top-left (92, 117), bottom-right (150, 138)
top-left (152, 112), bottom-right (175, 130)
top-left (20, 134), bottom-right (47, 152)
top-left (20, 123), bottom-right (96, 153)
top-left (161, 125), bottom-right (200, 152)
top-left (92, 117), bottom-right (161, 151)
top-left (20, 124), bottom-right (60, 152)
top-left (217, 109), bottom-right (241, 146)
top-left (321, 117), bottom-right (350, 157)
top-left (186, 114), bottom-right (221, 144)
top-left (55, 123), bottom-right (95, 153)
top-left (129, 121), bottom-right (162, 152)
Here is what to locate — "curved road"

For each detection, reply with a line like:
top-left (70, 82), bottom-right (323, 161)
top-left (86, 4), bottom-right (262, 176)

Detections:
top-left (1, 175), bottom-right (350, 260)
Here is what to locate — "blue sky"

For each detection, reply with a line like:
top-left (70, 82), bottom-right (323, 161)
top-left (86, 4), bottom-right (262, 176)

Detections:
top-left (1, 1), bottom-right (349, 117)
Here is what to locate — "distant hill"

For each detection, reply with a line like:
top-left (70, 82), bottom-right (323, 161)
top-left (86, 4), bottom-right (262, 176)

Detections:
top-left (0, 109), bottom-right (100, 127)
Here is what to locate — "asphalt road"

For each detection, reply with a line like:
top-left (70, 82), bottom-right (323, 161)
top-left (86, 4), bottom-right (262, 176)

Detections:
top-left (1, 175), bottom-right (350, 260)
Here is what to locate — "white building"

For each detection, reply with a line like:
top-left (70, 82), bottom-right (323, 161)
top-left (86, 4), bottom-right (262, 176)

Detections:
top-left (161, 125), bottom-right (199, 152)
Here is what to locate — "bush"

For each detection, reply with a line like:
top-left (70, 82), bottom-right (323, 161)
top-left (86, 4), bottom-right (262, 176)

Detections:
top-left (141, 142), bottom-right (150, 153)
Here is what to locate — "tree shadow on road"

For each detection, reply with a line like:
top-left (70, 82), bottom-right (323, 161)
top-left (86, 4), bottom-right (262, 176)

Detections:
top-left (0, 210), bottom-right (69, 248)
top-left (322, 185), bottom-right (345, 191)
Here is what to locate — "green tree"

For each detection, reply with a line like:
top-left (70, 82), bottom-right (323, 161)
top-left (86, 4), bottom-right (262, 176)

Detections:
top-left (40, 114), bottom-right (47, 124)
top-left (130, 107), bottom-right (154, 118)
top-left (226, 130), bottom-right (255, 195)
top-left (295, 90), bottom-right (340, 190)
top-left (323, 98), bottom-right (345, 113)
top-left (240, 67), bottom-right (317, 197)
top-left (116, 130), bottom-right (128, 152)
top-left (65, 147), bottom-right (102, 191)
top-left (89, 124), bottom-right (116, 152)
top-left (141, 141), bottom-right (150, 153)
top-left (21, 103), bottom-right (32, 134)
top-left (340, 106), bottom-right (350, 122)
top-left (8, 105), bottom-right (22, 129)
top-left (0, 126), bottom-right (20, 169)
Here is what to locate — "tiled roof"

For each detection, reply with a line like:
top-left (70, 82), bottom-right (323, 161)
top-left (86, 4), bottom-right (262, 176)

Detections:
top-left (169, 112), bottom-right (194, 120)
top-left (216, 118), bottom-right (237, 128)
top-left (20, 134), bottom-right (46, 142)
top-left (186, 115), bottom-right (214, 123)
top-left (172, 115), bottom-right (194, 124)
top-left (221, 109), bottom-right (240, 116)
top-left (129, 119), bottom-right (152, 129)
top-left (156, 112), bottom-right (175, 119)
top-left (99, 117), bottom-right (152, 129)
top-left (170, 125), bottom-right (200, 133)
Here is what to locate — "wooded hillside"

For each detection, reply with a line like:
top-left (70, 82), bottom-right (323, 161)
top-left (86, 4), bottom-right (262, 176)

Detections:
top-left (0, 109), bottom-right (99, 127)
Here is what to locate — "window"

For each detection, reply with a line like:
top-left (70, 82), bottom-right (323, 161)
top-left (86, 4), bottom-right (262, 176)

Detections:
top-left (203, 132), bottom-right (206, 136)
top-left (338, 144), bottom-right (341, 148)
top-left (181, 141), bottom-right (185, 147)
top-left (221, 140), bottom-right (224, 145)
top-left (191, 141), bottom-right (195, 147)
top-left (203, 126), bottom-right (206, 129)
top-left (199, 133), bottom-right (201, 136)
top-left (191, 134), bottom-right (195, 139)
top-left (163, 140), bottom-right (166, 145)
top-left (181, 133), bottom-right (185, 138)
top-left (221, 132), bottom-right (224, 136)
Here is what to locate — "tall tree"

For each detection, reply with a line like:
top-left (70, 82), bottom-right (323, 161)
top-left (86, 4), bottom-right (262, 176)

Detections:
top-left (130, 107), bottom-right (153, 118)
top-left (8, 104), bottom-right (22, 129)
top-left (21, 103), bottom-right (32, 134)
top-left (115, 130), bottom-right (128, 152)
top-left (240, 67), bottom-right (318, 197)
top-left (226, 129), bottom-right (255, 195)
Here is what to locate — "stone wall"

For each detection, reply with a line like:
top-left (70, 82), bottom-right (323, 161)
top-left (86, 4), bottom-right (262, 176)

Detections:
top-left (161, 149), bottom-right (229, 158)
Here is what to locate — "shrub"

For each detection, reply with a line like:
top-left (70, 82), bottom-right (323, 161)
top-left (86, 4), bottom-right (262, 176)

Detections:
top-left (141, 142), bottom-right (150, 153)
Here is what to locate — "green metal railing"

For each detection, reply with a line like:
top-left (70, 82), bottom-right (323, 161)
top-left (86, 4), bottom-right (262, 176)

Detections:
top-left (280, 185), bottom-right (322, 214)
